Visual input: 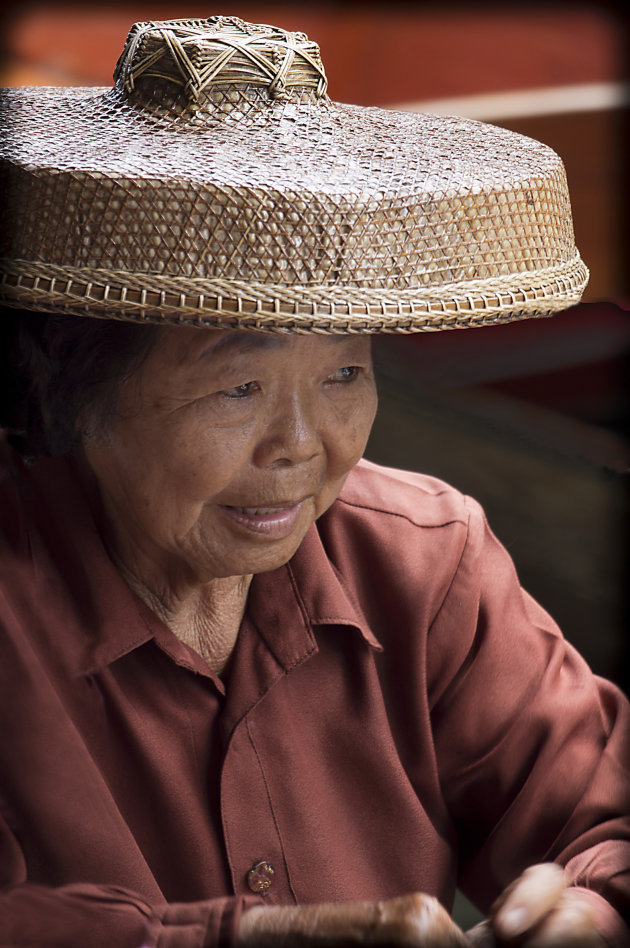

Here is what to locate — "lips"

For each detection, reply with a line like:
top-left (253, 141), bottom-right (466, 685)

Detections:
top-left (219, 498), bottom-right (309, 538)
top-left (229, 504), bottom-right (296, 516)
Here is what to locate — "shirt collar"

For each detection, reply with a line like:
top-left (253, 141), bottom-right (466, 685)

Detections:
top-left (84, 518), bottom-right (383, 678)
top-left (18, 453), bottom-right (154, 678)
top-left (243, 521), bottom-right (382, 676)
top-left (71, 538), bottom-right (157, 678)
top-left (288, 523), bottom-right (383, 652)
top-left (27, 455), bottom-right (381, 677)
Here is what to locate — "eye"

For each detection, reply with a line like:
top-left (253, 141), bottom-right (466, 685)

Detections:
top-left (326, 365), bottom-right (361, 384)
top-left (220, 380), bottom-right (260, 399)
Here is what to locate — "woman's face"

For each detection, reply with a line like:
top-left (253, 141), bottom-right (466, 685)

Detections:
top-left (81, 326), bottom-right (377, 587)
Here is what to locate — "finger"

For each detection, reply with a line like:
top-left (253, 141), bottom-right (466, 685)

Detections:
top-left (238, 894), bottom-right (473, 946)
top-left (518, 890), bottom-right (604, 948)
top-left (466, 920), bottom-right (496, 947)
top-left (492, 864), bottom-right (566, 940)
top-left (372, 893), bottom-right (472, 946)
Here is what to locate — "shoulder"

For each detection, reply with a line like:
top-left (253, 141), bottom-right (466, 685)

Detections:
top-left (335, 457), bottom-right (473, 529)
top-left (317, 459), bottom-right (488, 618)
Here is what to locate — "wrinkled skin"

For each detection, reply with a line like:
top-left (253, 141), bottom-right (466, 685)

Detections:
top-left (238, 865), bottom-right (604, 946)
top-left (79, 326), bottom-right (378, 670)
top-left (239, 893), bottom-right (469, 946)
top-left (469, 863), bottom-right (604, 947)
top-left (80, 326), bottom-right (378, 593)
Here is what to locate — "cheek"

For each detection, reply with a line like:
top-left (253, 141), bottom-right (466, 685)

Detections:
top-left (344, 388), bottom-right (378, 449)
top-left (326, 389), bottom-right (378, 475)
top-left (358, 390), bottom-right (379, 446)
top-left (156, 418), bottom-right (256, 501)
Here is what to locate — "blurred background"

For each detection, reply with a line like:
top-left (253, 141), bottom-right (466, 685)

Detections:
top-left (1, 1), bottom-right (628, 686)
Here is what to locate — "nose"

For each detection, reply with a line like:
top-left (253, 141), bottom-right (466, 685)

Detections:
top-left (253, 392), bottom-right (322, 469)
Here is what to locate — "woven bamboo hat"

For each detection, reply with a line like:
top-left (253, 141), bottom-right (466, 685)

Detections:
top-left (0, 15), bottom-right (588, 333)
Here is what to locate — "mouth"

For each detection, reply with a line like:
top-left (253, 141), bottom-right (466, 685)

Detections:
top-left (219, 498), bottom-right (310, 538)
top-left (228, 503), bottom-right (298, 516)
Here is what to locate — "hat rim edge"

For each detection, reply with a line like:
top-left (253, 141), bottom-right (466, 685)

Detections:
top-left (0, 256), bottom-right (589, 333)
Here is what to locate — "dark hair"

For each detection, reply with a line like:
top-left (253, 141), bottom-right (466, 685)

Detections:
top-left (1, 308), bottom-right (160, 461)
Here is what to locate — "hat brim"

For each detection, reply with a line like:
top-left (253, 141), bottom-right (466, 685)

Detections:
top-left (0, 255), bottom-right (588, 333)
top-left (0, 79), bottom-right (588, 332)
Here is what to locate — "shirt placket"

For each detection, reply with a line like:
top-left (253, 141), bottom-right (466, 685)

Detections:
top-left (216, 560), bottom-right (323, 905)
top-left (221, 711), bottom-right (297, 904)
top-left (218, 611), bottom-right (311, 905)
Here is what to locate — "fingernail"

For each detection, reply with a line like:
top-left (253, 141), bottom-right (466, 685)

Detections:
top-left (498, 906), bottom-right (527, 937)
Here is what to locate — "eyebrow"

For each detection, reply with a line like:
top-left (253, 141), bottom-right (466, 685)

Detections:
top-left (207, 332), bottom-right (286, 357)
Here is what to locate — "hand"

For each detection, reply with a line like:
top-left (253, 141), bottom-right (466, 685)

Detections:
top-left (467, 863), bottom-right (605, 947)
top-left (238, 892), bottom-right (472, 946)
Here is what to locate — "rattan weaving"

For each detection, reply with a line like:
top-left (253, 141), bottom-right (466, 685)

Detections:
top-left (0, 15), bottom-right (588, 332)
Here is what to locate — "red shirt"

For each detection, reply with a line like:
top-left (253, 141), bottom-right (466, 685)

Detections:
top-left (1, 441), bottom-right (629, 946)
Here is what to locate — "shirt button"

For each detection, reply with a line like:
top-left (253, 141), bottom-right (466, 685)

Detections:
top-left (247, 860), bottom-right (275, 893)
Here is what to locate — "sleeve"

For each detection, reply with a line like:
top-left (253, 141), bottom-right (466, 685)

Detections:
top-left (427, 496), bottom-right (630, 946)
top-left (0, 812), bottom-right (260, 948)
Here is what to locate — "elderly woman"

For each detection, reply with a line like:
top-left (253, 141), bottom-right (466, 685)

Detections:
top-left (0, 15), bottom-right (628, 948)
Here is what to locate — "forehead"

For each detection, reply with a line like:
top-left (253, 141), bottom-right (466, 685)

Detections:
top-left (153, 326), bottom-right (369, 368)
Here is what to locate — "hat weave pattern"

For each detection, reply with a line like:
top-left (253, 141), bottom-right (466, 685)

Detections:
top-left (0, 16), bottom-right (588, 331)
top-left (114, 16), bottom-right (328, 102)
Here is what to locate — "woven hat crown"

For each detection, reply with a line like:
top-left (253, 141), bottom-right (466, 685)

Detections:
top-left (113, 16), bottom-right (328, 105)
top-left (0, 15), bottom-right (588, 332)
